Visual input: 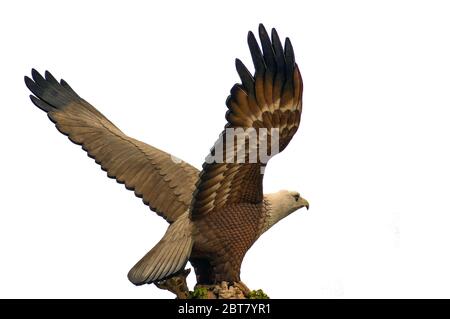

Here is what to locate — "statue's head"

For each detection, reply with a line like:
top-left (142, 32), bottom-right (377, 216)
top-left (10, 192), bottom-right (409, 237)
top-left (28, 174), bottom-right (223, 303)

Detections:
top-left (263, 190), bottom-right (309, 232)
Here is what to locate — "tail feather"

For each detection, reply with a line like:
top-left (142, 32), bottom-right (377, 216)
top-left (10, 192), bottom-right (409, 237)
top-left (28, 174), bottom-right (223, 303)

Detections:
top-left (128, 214), bottom-right (193, 285)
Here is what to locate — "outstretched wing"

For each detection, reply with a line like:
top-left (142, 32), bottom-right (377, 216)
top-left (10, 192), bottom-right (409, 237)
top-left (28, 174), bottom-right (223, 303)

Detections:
top-left (190, 24), bottom-right (303, 219)
top-left (25, 70), bottom-right (198, 223)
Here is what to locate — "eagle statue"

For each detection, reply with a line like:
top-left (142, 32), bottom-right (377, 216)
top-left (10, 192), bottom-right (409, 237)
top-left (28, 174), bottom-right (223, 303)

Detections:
top-left (25, 24), bottom-right (309, 298)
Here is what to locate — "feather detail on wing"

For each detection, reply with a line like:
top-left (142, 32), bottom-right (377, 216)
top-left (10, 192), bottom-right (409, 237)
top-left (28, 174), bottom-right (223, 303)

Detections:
top-left (190, 24), bottom-right (303, 220)
top-left (25, 70), bottom-right (198, 223)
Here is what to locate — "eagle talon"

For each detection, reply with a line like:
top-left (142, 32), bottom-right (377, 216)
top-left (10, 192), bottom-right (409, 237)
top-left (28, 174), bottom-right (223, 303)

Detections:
top-left (233, 281), bottom-right (252, 297)
top-left (154, 268), bottom-right (191, 299)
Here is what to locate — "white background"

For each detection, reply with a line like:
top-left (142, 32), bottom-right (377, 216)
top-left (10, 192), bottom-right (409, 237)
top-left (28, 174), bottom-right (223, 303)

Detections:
top-left (1, 0), bottom-right (450, 298)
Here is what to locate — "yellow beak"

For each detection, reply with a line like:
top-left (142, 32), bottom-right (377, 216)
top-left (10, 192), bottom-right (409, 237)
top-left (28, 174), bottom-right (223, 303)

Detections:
top-left (299, 198), bottom-right (309, 210)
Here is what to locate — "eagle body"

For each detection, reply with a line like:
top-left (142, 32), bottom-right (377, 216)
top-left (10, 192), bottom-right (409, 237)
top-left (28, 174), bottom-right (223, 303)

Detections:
top-left (25, 24), bottom-right (309, 290)
top-left (190, 202), bottom-right (267, 283)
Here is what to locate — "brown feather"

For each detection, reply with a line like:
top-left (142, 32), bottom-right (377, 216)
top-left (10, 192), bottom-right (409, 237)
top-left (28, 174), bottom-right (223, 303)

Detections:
top-left (190, 26), bottom-right (303, 221)
top-left (25, 69), bottom-right (199, 223)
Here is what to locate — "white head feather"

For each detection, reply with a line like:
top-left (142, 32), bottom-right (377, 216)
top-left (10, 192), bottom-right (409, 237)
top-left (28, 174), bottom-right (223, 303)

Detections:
top-left (262, 190), bottom-right (309, 233)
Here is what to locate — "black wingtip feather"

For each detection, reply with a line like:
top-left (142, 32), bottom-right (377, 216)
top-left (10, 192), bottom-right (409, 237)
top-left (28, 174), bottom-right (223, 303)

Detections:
top-left (60, 78), bottom-right (80, 97)
top-left (271, 28), bottom-right (285, 69)
top-left (30, 94), bottom-right (54, 112)
top-left (247, 31), bottom-right (265, 73)
top-left (24, 75), bottom-right (33, 90)
top-left (258, 24), bottom-right (276, 71)
top-left (31, 68), bottom-right (38, 78)
top-left (258, 24), bottom-right (267, 45)
top-left (25, 75), bottom-right (43, 97)
top-left (235, 58), bottom-right (254, 93)
top-left (284, 37), bottom-right (295, 65)
top-left (31, 68), bottom-right (46, 85)
top-left (271, 28), bottom-right (282, 50)
top-left (44, 70), bottom-right (59, 84)
top-left (25, 69), bottom-right (81, 110)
